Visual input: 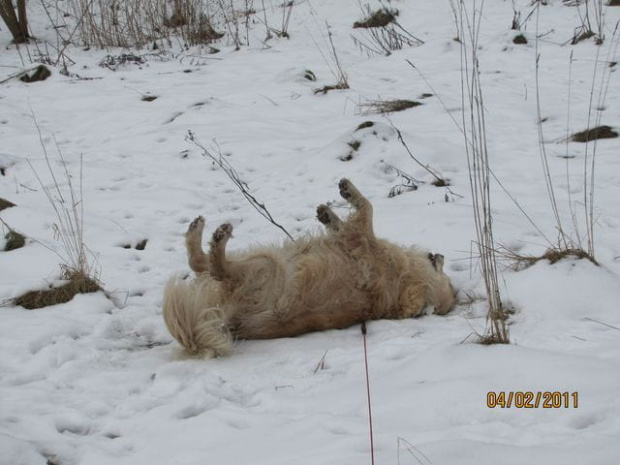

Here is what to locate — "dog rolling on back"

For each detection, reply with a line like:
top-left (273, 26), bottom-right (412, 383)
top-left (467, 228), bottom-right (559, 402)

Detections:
top-left (163, 179), bottom-right (455, 357)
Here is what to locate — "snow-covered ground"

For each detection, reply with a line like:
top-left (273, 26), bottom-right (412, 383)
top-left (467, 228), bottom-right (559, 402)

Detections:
top-left (1, 1), bottom-right (620, 464)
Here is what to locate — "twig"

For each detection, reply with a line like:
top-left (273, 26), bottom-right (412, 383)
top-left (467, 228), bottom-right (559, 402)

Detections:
top-left (584, 317), bottom-right (620, 332)
top-left (397, 437), bottom-right (433, 465)
top-left (534, 5), bottom-right (568, 249)
top-left (186, 131), bottom-right (294, 241)
top-left (405, 59), bottom-right (552, 243)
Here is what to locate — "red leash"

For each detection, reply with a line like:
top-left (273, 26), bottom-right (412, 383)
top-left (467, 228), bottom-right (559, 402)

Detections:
top-left (361, 321), bottom-right (375, 465)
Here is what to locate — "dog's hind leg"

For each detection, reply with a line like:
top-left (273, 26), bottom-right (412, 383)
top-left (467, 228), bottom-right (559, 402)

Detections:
top-left (208, 222), bottom-right (234, 281)
top-left (338, 178), bottom-right (375, 238)
top-left (186, 216), bottom-right (210, 273)
top-left (316, 204), bottom-right (343, 232)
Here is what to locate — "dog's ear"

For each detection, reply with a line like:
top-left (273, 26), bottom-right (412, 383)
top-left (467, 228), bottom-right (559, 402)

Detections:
top-left (430, 253), bottom-right (445, 272)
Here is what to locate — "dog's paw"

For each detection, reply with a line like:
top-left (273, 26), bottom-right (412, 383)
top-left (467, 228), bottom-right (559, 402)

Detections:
top-left (316, 204), bottom-right (332, 225)
top-left (338, 178), bottom-right (352, 200)
top-left (188, 216), bottom-right (205, 233)
top-left (212, 223), bottom-right (233, 243)
top-left (186, 216), bottom-right (205, 241)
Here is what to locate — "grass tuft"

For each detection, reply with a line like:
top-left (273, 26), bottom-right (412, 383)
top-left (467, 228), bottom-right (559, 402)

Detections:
top-left (14, 269), bottom-right (102, 310)
top-left (502, 246), bottom-right (598, 271)
top-left (478, 332), bottom-right (510, 345)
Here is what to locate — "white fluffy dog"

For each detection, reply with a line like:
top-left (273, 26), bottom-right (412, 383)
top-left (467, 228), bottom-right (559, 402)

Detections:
top-left (163, 179), bottom-right (455, 357)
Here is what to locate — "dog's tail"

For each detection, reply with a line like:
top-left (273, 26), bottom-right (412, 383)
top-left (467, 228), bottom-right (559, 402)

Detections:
top-left (162, 278), bottom-right (232, 357)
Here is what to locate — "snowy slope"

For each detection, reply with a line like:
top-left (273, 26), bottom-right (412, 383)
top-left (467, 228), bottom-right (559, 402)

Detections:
top-left (1, 1), bottom-right (620, 464)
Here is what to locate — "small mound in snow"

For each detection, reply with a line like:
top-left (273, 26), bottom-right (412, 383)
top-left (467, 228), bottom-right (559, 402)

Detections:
top-left (14, 270), bottom-right (103, 310)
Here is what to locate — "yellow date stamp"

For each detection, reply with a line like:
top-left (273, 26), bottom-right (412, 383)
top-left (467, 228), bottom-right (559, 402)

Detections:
top-left (487, 391), bottom-right (579, 409)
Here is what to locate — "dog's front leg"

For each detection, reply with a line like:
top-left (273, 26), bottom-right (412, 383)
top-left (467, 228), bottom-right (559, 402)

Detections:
top-left (208, 222), bottom-right (234, 281)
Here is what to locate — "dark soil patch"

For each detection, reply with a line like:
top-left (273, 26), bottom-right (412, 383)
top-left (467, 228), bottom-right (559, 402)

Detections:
top-left (432, 178), bottom-right (450, 187)
top-left (142, 95), bottom-right (158, 102)
top-left (513, 34), bottom-right (527, 44)
top-left (341, 140), bottom-right (361, 161)
top-left (356, 121), bottom-right (375, 131)
top-left (4, 230), bottom-right (26, 251)
top-left (419, 93), bottom-right (434, 99)
top-left (0, 197), bottom-right (16, 211)
top-left (121, 239), bottom-right (148, 250)
top-left (571, 125), bottom-right (618, 142)
top-left (353, 8), bottom-right (398, 29)
top-left (20, 65), bottom-right (51, 83)
top-left (14, 270), bottom-right (102, 310)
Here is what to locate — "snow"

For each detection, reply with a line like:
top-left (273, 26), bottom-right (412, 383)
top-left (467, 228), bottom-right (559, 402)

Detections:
top-left (1, 1), bottom-right (620, 464)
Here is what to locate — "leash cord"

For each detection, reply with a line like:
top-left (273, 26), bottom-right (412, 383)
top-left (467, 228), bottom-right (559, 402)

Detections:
top-left (361, 321), bottom-right (375, 465)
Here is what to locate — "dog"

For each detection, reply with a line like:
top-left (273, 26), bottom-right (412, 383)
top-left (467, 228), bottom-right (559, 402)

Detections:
top-left (163, 178), bottom-right (455, 357)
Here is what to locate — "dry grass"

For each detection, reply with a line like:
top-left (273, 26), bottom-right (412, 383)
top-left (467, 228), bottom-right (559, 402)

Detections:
top-left (362, 99), bottom-right (421, 114)
top-left (571, 125), bottom-right (618, 142)
top-left (25, 112), bottom-right (106, 311)
top-left (501, 246), bottom-right (598, 271)
top-left (478, 332), bottom-right (510, 345)
top-left (353, 8), bottom-right (397, 29)
top-left (14, 269), bottom-right (102, 310)
top-left (454, 0), bottom-right (509, 344)
top-left (67, 0), bottom-right (224, 48)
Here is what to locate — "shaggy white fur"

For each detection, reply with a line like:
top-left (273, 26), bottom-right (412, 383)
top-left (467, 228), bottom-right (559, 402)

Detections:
top-left (163, 179), bottom-right (455, 357)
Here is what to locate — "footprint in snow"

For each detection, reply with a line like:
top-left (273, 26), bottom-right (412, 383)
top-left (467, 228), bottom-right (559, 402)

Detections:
top-left (55, 412), bottom-right (92, 436)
